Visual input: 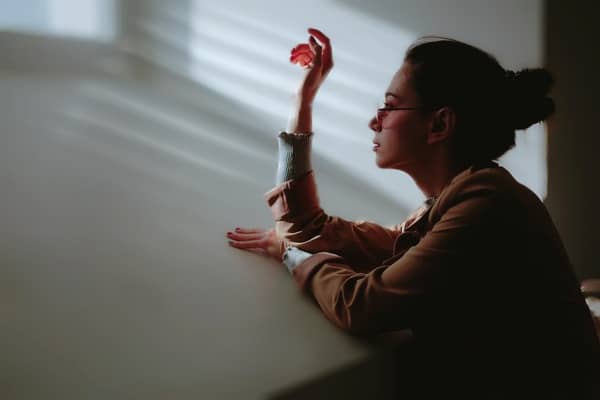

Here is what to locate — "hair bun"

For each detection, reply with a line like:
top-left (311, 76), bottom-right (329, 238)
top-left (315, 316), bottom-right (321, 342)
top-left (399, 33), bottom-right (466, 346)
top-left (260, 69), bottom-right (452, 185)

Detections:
top-left (506, 68), bottom-right (556, 130)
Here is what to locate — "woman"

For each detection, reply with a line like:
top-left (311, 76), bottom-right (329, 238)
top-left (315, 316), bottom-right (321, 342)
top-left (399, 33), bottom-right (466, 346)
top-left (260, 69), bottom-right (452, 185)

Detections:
top-left (225, 28), bottom-right (600, 397)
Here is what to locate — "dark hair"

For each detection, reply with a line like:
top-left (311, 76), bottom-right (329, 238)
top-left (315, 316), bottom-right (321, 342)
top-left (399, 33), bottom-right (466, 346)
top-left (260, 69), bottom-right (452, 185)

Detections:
top-left (404, 37), bottom-right (555, 164)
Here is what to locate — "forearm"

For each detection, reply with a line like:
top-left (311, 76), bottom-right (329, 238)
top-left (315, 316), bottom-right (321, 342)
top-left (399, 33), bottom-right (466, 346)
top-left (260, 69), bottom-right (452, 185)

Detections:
top-left (275, 97), bottom-right (316, 185)
top-left (270, 182), bottom-right (401, 271)
top-left (287, 97), bottom-right (313, 133)
top-left (289, 254), bottom-right (416, 336)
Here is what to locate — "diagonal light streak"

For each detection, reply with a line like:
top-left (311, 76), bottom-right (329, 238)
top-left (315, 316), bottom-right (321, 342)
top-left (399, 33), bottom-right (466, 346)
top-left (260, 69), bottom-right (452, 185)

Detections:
top-left (77, 82), bottom-right (273, 164)
top-left (62, 109), bottom-right (264, 187)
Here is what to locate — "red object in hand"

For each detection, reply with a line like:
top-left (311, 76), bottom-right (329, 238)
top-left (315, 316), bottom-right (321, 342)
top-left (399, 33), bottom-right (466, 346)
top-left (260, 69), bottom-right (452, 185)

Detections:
top-left (290, 41), bottom-right (315, 67)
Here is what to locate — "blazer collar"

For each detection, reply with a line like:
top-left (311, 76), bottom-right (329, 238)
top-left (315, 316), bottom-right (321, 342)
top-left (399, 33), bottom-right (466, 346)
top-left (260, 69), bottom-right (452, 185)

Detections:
top-left (427, 160), bottom-right (500, 225)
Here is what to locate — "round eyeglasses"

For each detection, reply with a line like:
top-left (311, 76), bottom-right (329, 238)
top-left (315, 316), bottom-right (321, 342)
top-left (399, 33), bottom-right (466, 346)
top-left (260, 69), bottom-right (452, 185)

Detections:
top-left (375, 104), bottom-right (429, 124)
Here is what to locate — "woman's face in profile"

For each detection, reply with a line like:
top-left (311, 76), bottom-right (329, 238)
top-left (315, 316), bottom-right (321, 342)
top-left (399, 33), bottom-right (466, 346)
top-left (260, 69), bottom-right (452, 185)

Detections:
top-left (370, 62), bottom-right (432, 173)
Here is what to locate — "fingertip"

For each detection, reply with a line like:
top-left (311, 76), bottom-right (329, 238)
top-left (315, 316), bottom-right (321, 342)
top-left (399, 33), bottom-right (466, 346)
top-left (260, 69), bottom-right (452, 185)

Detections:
top-left (307, 28), bottom-right (329, 44)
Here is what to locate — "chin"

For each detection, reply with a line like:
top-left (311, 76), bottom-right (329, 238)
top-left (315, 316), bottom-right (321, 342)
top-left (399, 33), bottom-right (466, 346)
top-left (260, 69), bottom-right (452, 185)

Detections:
top-left (376, 156), bottom-right (408, 173)
top-left (375, 154), bottom-right (391, 169)
top-left (375, 159), bottom-right (390, 169)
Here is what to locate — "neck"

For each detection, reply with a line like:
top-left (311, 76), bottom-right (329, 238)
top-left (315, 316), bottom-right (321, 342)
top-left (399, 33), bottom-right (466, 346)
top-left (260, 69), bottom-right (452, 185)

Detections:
top-left (409, 153), bottom-right (469, 199)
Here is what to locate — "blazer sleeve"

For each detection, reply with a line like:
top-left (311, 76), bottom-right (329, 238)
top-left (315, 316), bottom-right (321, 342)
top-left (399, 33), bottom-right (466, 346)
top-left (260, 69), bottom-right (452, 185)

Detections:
top-left (264, 170), bottom-right (404, 271)
top-left (288, 189), bottom-right (501, 336)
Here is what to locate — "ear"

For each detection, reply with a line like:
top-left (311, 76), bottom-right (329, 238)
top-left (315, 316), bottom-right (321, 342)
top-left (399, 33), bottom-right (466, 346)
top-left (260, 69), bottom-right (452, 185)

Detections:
top-left (427, 106), bottom-right (456, 144)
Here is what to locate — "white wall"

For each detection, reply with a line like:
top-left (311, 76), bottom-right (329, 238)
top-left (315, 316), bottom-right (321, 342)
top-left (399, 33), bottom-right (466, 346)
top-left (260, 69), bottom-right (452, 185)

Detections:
top-left (0, 0), bottom-right (547, 215)
top-left (0, 0), bottom-right (118, 41)
top-left (119, 0), bottom-right (547, 214)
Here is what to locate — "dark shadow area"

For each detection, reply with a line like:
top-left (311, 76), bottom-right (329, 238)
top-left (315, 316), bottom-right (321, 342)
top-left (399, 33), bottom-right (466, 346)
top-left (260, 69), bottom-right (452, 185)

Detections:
top-left (269, 330), bottom-right (415, 400)
top-left (544, 0), bottom-right (600, 280)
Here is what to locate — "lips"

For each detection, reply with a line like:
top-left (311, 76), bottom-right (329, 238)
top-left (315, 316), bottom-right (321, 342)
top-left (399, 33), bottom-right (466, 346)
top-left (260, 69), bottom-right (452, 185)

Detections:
top-left (372, 142), bottom-right (380, 151)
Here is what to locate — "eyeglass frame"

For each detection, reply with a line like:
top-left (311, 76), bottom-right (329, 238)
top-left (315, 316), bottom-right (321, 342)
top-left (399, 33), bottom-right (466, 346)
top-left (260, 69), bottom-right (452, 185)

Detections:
top-left (375, 104), bottom-right (437, 124)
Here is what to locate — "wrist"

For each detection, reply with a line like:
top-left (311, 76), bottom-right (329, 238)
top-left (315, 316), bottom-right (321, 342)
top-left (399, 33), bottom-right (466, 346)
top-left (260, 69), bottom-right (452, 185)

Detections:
top-left (282, 245), bottom-right (314, 274)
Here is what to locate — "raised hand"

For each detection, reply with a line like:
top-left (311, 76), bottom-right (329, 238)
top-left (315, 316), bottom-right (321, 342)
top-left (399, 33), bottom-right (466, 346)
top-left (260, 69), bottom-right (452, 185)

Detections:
top-left (290, 27), bottom-right (334, 105)
top-left (226, 227), bottom-right (286, 261)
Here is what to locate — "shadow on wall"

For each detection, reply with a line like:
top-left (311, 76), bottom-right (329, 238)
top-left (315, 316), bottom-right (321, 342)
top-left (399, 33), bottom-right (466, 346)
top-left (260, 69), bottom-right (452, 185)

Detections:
top-left (116, 0), bottom-right (428, 212)
top-left (0, 0), bottom-right (548, 211)
top-left (6, 0), bottom-right (549, 221)
top-left (115, 0), bottom-right (415, 219)
top-left (0, 30), bottom-right (410, 223)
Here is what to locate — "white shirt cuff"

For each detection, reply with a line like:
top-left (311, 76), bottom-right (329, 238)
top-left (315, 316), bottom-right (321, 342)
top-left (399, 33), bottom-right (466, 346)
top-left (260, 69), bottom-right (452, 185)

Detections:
top-left (282, 245), bottom-right (314, 273)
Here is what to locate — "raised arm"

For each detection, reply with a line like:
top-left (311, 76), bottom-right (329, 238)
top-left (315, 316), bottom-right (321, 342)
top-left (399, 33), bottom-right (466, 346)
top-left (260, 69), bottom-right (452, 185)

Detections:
top-left (227, 29), bottom-right (406, 268)
top-left (287, 27), bottom-right (333, 134)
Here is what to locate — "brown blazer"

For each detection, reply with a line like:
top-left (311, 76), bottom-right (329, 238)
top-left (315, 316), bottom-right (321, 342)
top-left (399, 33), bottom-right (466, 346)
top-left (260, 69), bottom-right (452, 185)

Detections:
top-left (264, 161), bottom-right (600, 396)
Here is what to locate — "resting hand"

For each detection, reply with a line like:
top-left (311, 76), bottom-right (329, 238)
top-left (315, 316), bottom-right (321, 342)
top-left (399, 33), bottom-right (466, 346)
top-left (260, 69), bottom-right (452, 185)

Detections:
top-left (226, 227), bottom-right (285, 261)
top-left (290, 27), bottom-right (334, 105)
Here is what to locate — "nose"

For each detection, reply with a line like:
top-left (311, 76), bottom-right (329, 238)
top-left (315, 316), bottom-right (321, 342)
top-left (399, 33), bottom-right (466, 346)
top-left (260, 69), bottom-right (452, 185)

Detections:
top-left (369, 115), bottom-right (381, 132)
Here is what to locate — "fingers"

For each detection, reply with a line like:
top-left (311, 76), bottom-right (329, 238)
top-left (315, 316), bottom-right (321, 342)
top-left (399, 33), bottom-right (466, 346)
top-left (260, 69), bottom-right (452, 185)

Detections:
top-left (307, 28), bottom-right (330, 48)
top-left (226, 228), bottom-right (268, 249)
top-left (308, 36), bottom-right (322, 66)
top-left (307, 28), bottom-right (333, 73)
top-left (233, 227), bottom-right (264, 234)
top-left (228, 237), bottom-right (266, 249)
top-left (227, 230), bottom-right (264, 240)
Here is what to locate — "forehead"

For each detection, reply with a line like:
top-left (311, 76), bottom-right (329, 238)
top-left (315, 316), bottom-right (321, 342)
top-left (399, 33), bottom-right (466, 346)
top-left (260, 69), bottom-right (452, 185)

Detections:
top-left (385, 63), bottom-right (418, 102)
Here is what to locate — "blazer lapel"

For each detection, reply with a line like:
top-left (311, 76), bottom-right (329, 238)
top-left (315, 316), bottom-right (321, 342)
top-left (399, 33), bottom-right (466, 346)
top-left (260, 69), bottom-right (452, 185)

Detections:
top-left (385, 200), bottom-right (436, 264)
top-left (401, 198), bottom-right (436, 233)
